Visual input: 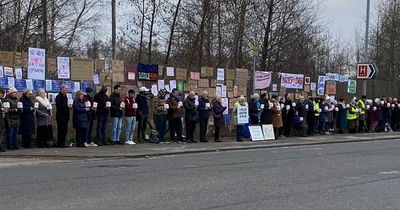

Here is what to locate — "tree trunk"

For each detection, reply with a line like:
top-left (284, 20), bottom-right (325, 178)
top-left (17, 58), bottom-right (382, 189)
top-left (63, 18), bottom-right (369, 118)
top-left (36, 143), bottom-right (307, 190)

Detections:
top-left (138, 0), bottom-right (145, 63)
top-left (148, 0), bottom-right (157, 64)
top-left (165, 0), bottom-right (182, 65)
top-left (260, 0), bottom-right (274, 70)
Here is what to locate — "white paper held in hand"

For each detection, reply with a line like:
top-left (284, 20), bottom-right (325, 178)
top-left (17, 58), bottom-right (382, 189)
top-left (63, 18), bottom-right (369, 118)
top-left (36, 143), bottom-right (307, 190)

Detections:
top-left (120, 102), bottom-right (125, 108)
top-left (178, 101), bottom-right (183, 107)
top-left (132, 103), bottom-right (138, 109)
top-left (164, 103), bottom-right (169, 109)
top-left (106, 101), bottom-right (111, 108)
top-left (93, 102), bottom-right (98, 108)
top-left (17, 102), bottom-right (23, 109)
top-left (85, 101), bottom-right (91, 108)
top-left (3, 102), bottom-right (10, 109)
top-left (34, 102), bottom-right (39, 109)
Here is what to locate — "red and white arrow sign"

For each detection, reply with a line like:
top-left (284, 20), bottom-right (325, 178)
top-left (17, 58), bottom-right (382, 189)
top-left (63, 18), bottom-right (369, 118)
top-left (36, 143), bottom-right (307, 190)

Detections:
top-left (357, 64), bottom-right (376, 79)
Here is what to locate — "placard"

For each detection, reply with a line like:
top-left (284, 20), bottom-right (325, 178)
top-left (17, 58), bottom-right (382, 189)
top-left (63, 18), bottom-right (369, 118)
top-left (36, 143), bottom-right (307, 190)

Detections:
top-left (262, 124), bottom-right (275, 140)
top-left (280, 73), bottom-right (304, 89)
top-left (137, 63), bottom-right (158, 81)
top-left (272, 84), bottom-right (278, 92)
top-left (317, 76), bottom-right (326, 96)
top-left (304, 77), bottom-right (311, 85)
top-left (26, 79), bottom-right (33, 90)
top-left (190, 72), bottom-right (200, 80)
top-left (52, 80), bottom-right (62, 92)
top-left (237, 106), bottom-right (249, 124)
top-left (221, 98), bottom-right (229, 115)
top-left (226, 69), bottom-right (235, 80)
top-left (235, 68), bottom-right (249, 86)
top-left (82, 81), bottom-right (93, 92)
top-left (221, 85), bottom-right (227, 98)
top-left (310, 82), bottom-right (316, 91)
top-left (348, 79), bottom-right (356, 94)
top-left (198, 79), bottom-right (209, 88)
top-left (15, 68), bottom-right (22, 79)
top-left (0, 78), bottom-right (7, 88)
top-left (304, 85), bottom-right (310, 92)
top-left (176, 68), bottom-right (187, 80)
top-left (326, 81), bottom-right (336, 95)
top-left (28, 48), bottom-right (46, 80)
top-left (158, 80), bottom-right (165, 90)
top-left (0, 51), bottom-right (14, 67)
top-left (33, 80), bottom-right (45, 90)
top-left (205, 67), bottom-right (214, 77)
top-left (57, 57), bottom-right (70, 79)
top-left (0, 66), bottom-right (4, 78)
top-left (255, 71), bottom-right (272, 89)
top-left (217, 68), bottom-right (225, 81)
top-left (4, 67), bottom-right (13, 77)
top-left (47, 58), bottom-right (57, 79)
top-left (170, 80), bottom-right (177, 90)
top-left (178, 82), bottom-right (184, 92)
top-left (71, 57), bottom-right (94, 81)
top-left (95, 59), bottom-right (105, 72)
top-left (166, 67), bottom-right (174, 76)
top-left (15, 79), bottom-right (26, 91)
top-left (216, 86), bottom-right (222, 97)
top-left (45, 80), bottom-right (52, 91)
top-left (7, 77), bottom-right (14, 88)
top-left (128, 72), bottom-right (135, 80)
top-left (249, 126), bottom-right (265, 141)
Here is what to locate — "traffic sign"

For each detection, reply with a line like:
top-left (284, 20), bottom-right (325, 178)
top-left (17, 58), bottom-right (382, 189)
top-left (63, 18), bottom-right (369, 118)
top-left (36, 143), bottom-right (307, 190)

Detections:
top-left (357, 64), bottom-right (376, 79)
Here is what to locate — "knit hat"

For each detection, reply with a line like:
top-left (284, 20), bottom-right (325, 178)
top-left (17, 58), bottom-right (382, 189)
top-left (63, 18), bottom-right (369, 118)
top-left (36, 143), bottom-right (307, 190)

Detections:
top-left (8, 87), bottom-right (17, 94)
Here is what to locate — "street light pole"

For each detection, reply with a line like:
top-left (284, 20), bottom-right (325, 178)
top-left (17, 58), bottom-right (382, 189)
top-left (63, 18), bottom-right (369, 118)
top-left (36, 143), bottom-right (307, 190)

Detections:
top-left (253, 52), bottom-right (257, 94)
top-left (363, 0), bottom-right (371, 96)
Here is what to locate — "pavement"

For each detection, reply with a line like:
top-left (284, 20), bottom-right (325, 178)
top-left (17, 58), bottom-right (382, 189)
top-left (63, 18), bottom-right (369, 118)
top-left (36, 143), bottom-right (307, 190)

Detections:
top-left (0, 132), bottom-right (400, 159)
top-left (2, 139), bottom-right (400, 209)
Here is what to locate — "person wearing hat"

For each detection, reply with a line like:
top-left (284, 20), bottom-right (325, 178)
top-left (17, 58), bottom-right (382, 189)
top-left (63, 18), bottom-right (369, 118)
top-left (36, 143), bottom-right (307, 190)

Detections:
top-left (93, 85), bottom-right (110, 146)
top-left (55, 84), bottom-right (71, 148)
top-left (124, 89), bottom-right (137, 145)
top-left (84, 87), bottom-right (97, 147)
top-left (0, 88), bottom-right (6, 152)
top-left (19, 89), bottom-right (35, 148)
top-left (110, 85), bottom-right (123, 145)
top-left (4, 87), bottom-right (22, 150)
top-left (153, 89), bottom-right (168, 143)
top-left (136, 87), bottom-right (150, 143)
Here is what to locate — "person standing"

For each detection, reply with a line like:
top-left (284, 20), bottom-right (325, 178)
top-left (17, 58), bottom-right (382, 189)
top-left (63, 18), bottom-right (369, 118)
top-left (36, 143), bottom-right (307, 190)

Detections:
top-left (35, 89), bottom-right (53, 148)
top-left (336, 98), bottom-right (348, 134)
top-left (167, 88), bottom-right (184, 143)
top-left (94, 86), bottom-right (110, 146)
top-left (19, 89), bottom-right (35, 148)
top-left (184, 91), bottom-right (198, 143)
top-left (5, 87), bottom-right (22, 150)
top-left (153, 89), bottom-right (168, 143)
top-left (270, 97), bottom-right (283, 139)
top-left (306, 97), bottom-right (315, 136)
top-left (73, 91), bottom-right (90, 147)
top-left (347, 99), bottom-right (359, 133)
top-left (84, 87), bottom-right (97, 147)
top-left (358, 95), bottom-right (368, 132)
top-left (259, 93), bottom-right (273, 125)
top-left (249, 93), bottom-right (261, 125)
top-left (283, 94), bottom-right (294, 137)
top-left (197, 91), bottom-right (211, 142)
top-left (110, 85), bottom-right (123, 145)
top-left (233, 96), bottom-right (248, 142)
top-left (0, 88), bottom-right (6, 152)
top-left (55, 84), bottom-right (71, 148)
top-left (212, 96), bottom-right (226, 142)
top-left (136, 87), bottom-right (150, 143)
top-left (124, 89), bottom-right (137, 145)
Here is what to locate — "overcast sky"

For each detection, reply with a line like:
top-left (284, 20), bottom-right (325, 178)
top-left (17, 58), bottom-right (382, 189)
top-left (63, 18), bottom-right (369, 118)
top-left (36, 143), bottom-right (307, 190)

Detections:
top-left (321, 0), bottom-right (382, 42)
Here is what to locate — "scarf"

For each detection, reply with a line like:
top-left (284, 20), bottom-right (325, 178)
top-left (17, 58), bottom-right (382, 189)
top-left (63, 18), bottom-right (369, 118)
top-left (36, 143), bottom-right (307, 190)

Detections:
top-left (36, 96), bottom-right (52, 110)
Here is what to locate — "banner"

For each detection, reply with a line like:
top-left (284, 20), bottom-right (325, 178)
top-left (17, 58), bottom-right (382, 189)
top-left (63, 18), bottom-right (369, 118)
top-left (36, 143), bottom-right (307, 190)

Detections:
top-left (280, 73), bottom-right (304, 89)
top-left (137, 63), bottom-right (158, 81)
top-left (57, 57), bottom-right (70, 79)
top-left (255, 71), bottom-right (272, 90)
top-left (348, 80), bottom-right (356, 94)
top-left (317, 76), bottom-right (325, 96)
top-left (28, 48), bottom-right (46, 80)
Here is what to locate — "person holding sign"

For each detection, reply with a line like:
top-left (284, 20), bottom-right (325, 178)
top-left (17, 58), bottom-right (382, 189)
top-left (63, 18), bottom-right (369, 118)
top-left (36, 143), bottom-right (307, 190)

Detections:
top-left (336, 98), bottom-right (348, 134)
top-left (259, 93), bottom-right (273, 125)
top-left (136, 87), bottom-right (151, 143)
top-left (19, 89), bottom-right (35, 148)
top-left (124, 89), bottom-right (137, 145)
top-left (167, 88), bottom-right (184, 143)
top-left (197, 91), bottom-right (211, 142)
top-left (233, 96), bottom-right (248, 142)
top-left (184, 91), bottom-right (198, 143)
top-left (0, 88), bottom-right (6, 152)
top-left (94, 86), bottom-right (110, 146)
top-left (35, 89), bottom-right (53, 148)
top-left (110, 85), bottom-right (123, 145)
top-left (83, 88), bottom-right (97, 147)
top-left (55, 84), bottom-right (70, 148)
top-left (212, 96), bottom-right (227, 142)
top-left (4, 87), bottom-right (22, 150)
top-left (73, 91), bottom-right (90, 147)
top-left (153, 89), bottom-right (168, 143)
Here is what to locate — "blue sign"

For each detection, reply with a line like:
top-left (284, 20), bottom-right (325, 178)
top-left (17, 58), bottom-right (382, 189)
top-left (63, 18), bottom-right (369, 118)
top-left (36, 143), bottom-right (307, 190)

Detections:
top-left (51, 80), bottom-right (61, 92)
top-left (82, 81), bottom-right (93, 92)
top-left (61, 81), bottom-right (75, 93)
top-left (15, 79), bottom-right (27, 91)
top-left (33, 80), bottom-right (45, 90)
top-left (0, 78), bottom-right (8, 89)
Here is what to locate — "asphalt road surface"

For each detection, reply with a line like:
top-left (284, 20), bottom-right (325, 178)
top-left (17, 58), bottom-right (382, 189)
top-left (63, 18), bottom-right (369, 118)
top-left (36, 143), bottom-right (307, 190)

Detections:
top-left (1, 140), bottom-right (400, 210)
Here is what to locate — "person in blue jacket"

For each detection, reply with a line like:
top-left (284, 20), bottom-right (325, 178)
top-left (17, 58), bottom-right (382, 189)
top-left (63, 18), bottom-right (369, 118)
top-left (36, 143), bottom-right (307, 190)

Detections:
top-left (19, 89), bottom-right (35, 148)
top-left (197, 91), bottom-right (211, 142)
top-left (73, 91), bottom-right (90, 147)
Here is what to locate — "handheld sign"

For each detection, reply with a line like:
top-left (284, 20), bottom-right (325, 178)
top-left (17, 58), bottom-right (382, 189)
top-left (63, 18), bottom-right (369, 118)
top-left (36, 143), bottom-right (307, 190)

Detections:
top-left (34, 102), bottom-right (39, 109)
top-left (85, 101), bottom-right (91, 108)
top-left (93, 102), bottom-right (98, 108)
top-left (132, 103), bottom-right (138, 109)
top-left (260, 104), bottom-right (265, 109)
top-left (164, 104), bottom-right (169, 110)
top-left (178, 101), bottom-right (183, 107)
top-left (68, 99), bottom-right (74, 106)
top-left (120, 102), bottom-right (125, 108)
top-left (205, 103), bottom-right (210, 108)
top-left (106, 101), bottom-right (111, 108)
top-left (17, 102), bottom-right (23, 109)
top-left (237, 106), bottom-right (249, 124)
top-left (195, 100), bottom-right (199, 106)
top-left (3, 102), bottom-right (10, 109)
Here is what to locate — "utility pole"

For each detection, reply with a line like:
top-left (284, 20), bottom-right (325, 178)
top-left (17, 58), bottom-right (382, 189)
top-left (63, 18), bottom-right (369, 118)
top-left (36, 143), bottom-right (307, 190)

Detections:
top-left (111, 0), bottom-right (116, 60)
top-left (251, 44), bottom-right (261, 94)
top-left (362, 0), bottom-right (371, 96)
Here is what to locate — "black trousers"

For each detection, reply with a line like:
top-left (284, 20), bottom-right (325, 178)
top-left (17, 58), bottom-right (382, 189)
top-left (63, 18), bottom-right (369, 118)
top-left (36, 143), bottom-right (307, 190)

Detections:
top-left (185, 121), bottom-right (196, 142)
top-left (214, 126), bottom-right (221, 141)
top-left (199, 118), bottom-right (208, 142)
top-left (137, 112), bottom-right (148, 141)
top-left (169, 118), bottom-right (183, 142)
top-left (22, 135), bottom-right (31, 148)
top-left (37, 125), bottom-right (52, 147)
top-left (76, 127), bottom-right (87, 147)
top-left (57, 121), bottom-right (68, 147)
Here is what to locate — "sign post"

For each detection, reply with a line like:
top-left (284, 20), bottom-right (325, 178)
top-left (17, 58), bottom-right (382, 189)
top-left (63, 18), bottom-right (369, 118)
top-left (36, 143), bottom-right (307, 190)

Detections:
top-left (357, 64), bottom-right (376, 79)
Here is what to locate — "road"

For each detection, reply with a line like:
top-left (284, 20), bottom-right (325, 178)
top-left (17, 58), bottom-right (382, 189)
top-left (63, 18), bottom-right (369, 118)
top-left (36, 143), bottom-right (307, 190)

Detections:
top-left (1, 140), bottom-right (400, 210)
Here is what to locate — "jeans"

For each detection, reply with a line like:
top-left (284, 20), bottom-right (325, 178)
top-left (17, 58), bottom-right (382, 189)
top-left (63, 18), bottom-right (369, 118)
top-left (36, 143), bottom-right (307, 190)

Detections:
top-left (6, 126), bottom-right (19, 149)
top-left (137, 112), bottom-right (149, 141)
top-left (86, 118), bottom-right (94, 143)
top-left (96, 115), bottom-right (108, 144)
top-left (169, 118), bottom-right (183, 142)
top-left (155, 114), bottom-right (167, 142)
top-left (199, 118), bottom-right (208, 142)
top-left (111, 117), bottom-right (122, 142)
top-left (125, 116), bottom-right (136, 142)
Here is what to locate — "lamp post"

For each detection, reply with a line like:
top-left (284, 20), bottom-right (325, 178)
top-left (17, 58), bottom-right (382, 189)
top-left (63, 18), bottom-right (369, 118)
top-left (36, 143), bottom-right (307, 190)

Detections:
top-left (362, 0), bottom-right (371, 96)
top-left (251, 44), bottom-right (261, 94)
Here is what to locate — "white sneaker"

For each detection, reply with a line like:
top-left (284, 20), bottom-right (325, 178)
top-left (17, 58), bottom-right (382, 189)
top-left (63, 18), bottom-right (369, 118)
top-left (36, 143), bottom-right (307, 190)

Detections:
top-left (84, 142), bottom-right (89, 147)
top-left (89, 142), bottom-right (98, 147)
top-left (125, 141), bottom-right (136, 145)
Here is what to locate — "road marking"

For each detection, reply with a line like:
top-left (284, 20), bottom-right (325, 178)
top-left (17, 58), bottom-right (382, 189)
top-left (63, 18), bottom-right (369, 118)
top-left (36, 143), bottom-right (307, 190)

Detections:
top-left (379, 171), bottom-right (400, 175)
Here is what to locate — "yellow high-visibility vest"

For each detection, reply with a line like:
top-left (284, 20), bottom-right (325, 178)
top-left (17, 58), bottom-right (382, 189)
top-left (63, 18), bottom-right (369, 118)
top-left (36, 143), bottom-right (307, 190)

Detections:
top-left (313, 101), bottom-right (320, 117)
top-left (358, 100), bottom-right (366, 115)
top-left (347, 106), bottom-right (358, 120)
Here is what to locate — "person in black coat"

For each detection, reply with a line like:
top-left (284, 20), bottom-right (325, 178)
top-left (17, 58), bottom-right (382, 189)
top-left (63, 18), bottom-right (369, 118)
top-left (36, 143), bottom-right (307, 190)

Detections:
top-left (136, 87), bottom-right (150, 143)
top-left (184, 91), bottom-right (198, 143)
top-left (249, 93), bottom-right (260, 125)
top-left (0, 88), bottom-right (6, 152)
top-left (212, 96), bottom-right (227, 142)
top-left (55, 84), bottom-right (71, 148)
top-left (19, 89), bottom-right (35, 148)
top-left (73, 91), bottom-right (90, 147)
top-left (306, 97), bottom-right (315, 136)
top-left (197, 91), bottom-right (211, 142)
top-left (93, 85), bottom-right (110, 146)
top-left (283, 94), bottom-right (294, 137)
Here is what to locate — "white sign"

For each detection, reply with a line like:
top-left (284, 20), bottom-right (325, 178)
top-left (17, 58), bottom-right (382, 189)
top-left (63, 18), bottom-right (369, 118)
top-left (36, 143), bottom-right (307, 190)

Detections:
top-left (262, 124), bottom-right (275, 140)
top-left (216, 86), bottom-right (222, 97)
top-left (45, 80), bottom-right (52, 91)
top-left (317, 76), bottom-right (325, 96)
top-left (28, 47), bottom-right (46, 80)
top-left (15, 68), bottom-right (22, 79)
top-left (221, 98), bottom-right (228, 115)
top-left (166, 67), bottom-right (174, 76)
top-left (93, 102), bottom-right (98, 108)
top-left (0, 66), bottom-right (3, 77)
top-left (280, 73), bottom-right (304, 89)
top-left (158, 80), bottom-right (165, 90)
top-left (106, 101), bottom-right (111, 108)
top-left (93, 74), bottom-right (100, 85)
top-left (74, 82), bottom-right (81, 92)
top-left (4, 67), bottom-right (13, 77)
top-left (272, 84), bottom-right (278, 92)
top-left (151, 84), bottom-right (158, 96)
top-left (57, 57), bottom-right (70, 79)
top-left (221, 85), bottom-right (227, 98)
top-left (249, 126), bottom-right (265, 141)
top-left (237, 106), bottom-right (249, 124)
top-left (217, 68), bottom-right (224, 81)
top-left (310, 82), bottom-right (316, 91)
top-left (7, 77), bottom-right (14, 88)
top-left (26, 79), bottom-right (33, 90)
top-left (170, 80), bottom-right (177, 90)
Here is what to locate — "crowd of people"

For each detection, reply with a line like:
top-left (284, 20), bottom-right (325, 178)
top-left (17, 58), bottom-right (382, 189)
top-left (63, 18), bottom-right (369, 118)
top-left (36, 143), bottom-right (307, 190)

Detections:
top-left (0, 83), bottom-right (397, 152)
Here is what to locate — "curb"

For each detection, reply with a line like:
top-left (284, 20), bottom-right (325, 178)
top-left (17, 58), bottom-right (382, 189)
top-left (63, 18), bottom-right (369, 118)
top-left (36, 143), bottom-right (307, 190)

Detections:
top-left (0, 135), bottom-right (399, 160)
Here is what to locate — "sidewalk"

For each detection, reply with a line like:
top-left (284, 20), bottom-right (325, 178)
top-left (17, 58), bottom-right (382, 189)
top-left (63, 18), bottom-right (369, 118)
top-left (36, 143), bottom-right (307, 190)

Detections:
top-left (0, 132), bottom-right (399, 159)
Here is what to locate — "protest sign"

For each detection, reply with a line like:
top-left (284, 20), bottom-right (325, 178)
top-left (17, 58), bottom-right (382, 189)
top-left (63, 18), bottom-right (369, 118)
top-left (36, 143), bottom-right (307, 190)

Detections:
top-left (280, 73), bottom-right (304, 89)
top-left (237, 106), bottom-right (249, 124)
top-left (255, 71), bottom-right (272, 89)
top-left (317, 76), bottom-right (326, 96)
top-left (57, 57), bottom-right (70, 79)
top-left (71, 58), bottom-right (94, 81)
top-left (28, 48), bottom-right (46, 80)
top-left (137, 63), bottom-right (158, 81)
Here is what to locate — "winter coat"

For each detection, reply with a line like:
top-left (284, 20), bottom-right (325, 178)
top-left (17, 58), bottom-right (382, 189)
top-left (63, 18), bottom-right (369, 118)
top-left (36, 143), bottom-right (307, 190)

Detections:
top-left (110, 92), bottom-right (123, 118)
top-left (197, 96), bottom-right (211, 120)
top-left (259, 98), bottom-right (273, 124)
top-left (0, 99), bottom-right (6, 129)
top-left (153, 94), bottom-right (168, 115)
top-left (212, 101), bottom-right (226, 127)
top-left (19, 95), bottom-right (35, 135)
top-left (55, 92), bottom-right (70, 122)
top-left (136, 94), bottom-right (149, 115)
top-left (124, 97), bottom-right (137, 117)
top-left (271, 102), bottom-right (283, 128)
top-left (4, 95), bottom-right (22, 128)
top-left (73, 98), bottom-right (89, 129)
top-left (93, 91), bottom-right (110, 117)
top-left (184, 97), bottom-right (198, 123)
top-left (167, 95), bottom-right (184, 119)
top-left (35, 96), bottom-right (52, 126)
top-left (84, 95), bottom-right (95, 120)
top-left (336, 103), bottom-right (348, 130)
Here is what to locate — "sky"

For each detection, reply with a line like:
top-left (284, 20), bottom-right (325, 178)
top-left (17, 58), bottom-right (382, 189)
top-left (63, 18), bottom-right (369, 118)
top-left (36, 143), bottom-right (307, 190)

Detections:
top-left (321, 0), bottom-right (382, 42)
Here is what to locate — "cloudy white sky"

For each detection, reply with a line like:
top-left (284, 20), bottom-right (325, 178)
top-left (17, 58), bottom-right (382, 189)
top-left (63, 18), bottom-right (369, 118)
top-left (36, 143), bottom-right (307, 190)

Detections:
top-left (321, 0), bottom-right (382, 42)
